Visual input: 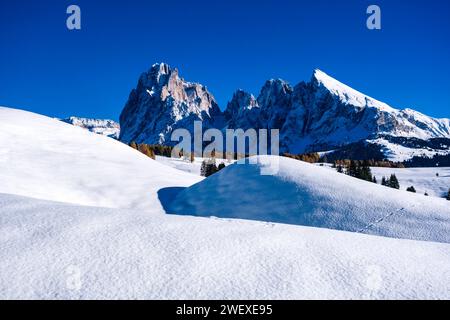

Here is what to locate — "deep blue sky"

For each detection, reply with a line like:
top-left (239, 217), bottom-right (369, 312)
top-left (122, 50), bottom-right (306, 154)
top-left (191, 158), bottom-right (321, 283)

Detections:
top-left (1, 0), bottom-right (449, 121)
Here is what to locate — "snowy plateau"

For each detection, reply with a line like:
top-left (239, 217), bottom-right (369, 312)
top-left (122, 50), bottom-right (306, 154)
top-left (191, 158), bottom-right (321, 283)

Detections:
top-left (1, 106), bottom-right (450, 299)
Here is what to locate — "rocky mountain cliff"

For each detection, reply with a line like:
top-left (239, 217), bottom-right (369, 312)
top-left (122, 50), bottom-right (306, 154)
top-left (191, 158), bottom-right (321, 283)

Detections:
top-left (119, 63), bottom-right (222, 145)
top-left (119, 63), bottom-right (450, 161)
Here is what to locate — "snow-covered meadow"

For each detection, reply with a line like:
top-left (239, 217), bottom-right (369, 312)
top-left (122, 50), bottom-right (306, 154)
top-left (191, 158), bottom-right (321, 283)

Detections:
top-left (1, 107), bottom-right (450, 299)
top-left (371, 166), bottom-right (450, 198)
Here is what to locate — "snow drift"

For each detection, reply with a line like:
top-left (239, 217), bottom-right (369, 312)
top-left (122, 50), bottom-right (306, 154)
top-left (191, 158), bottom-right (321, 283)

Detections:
top-left (1, 192), bottom-right (449, 300)
top-left (167, 156), bottom-right (450, 243)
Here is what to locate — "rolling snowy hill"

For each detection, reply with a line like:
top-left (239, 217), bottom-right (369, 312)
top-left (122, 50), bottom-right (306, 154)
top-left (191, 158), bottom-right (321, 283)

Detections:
top-left (0, 107), bottom-right (201, 210)
top-left (168, 156), bottom-right (450, 243)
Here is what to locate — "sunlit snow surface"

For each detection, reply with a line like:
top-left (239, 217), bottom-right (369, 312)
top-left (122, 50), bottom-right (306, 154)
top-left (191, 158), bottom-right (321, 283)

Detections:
top-left (1, 193), bottom-right (449, 299)
top-left (0, 107), bottom-right (201, 210)
top-left (1, 107), bottom-right (450, 299)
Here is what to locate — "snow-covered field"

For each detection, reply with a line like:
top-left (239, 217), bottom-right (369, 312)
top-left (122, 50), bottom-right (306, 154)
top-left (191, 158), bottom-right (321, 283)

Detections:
top-left (314, 162), bottom-right (450, 199)
top-left (1, 192), bottom-right (449, 300)
top-left (1, 106), bottom-right (450, 299)
top-left (371, 166), bottom-right (450, 198)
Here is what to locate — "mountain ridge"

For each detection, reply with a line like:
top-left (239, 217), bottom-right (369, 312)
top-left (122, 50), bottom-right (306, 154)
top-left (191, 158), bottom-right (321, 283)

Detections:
top-left (118, 63), bottom-right (450, 161)
top-left (61, 116), bottom-right (120, 139)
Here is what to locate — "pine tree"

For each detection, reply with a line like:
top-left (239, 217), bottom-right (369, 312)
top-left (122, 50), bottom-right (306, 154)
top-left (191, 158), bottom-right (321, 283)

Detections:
top-left (381, 176), bottom-right (387, 186)
top-left (406, 186), bottom-right (416, 193)
top-left (336, 164), bottom-right (344, 173)
top-left (200, 160), bottom-right (207, 177)
top-left (348, 160), bottom-right (358, 177)
top-left (205, 162), bottom-right (218, 177)
top-left (359, 162), bottom-right (373, 182)
top-left (372, 176), bottom-right (377, 184)
top-left (446, 189), bottom-right (450, 201)
top-left (201, 159), bottom-right (219, 177)
top-left (389, 174), bottom-right (400, 189)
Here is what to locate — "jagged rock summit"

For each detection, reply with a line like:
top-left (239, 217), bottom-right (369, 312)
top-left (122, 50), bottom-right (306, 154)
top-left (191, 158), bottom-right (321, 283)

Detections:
top-left (119, 63), bottom-right (222, 145)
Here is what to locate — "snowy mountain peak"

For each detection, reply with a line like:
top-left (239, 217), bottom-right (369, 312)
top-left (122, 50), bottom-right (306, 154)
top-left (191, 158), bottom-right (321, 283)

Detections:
top-left (61, 116), bottom-right (120, 139)
top-left (119, 63), bottom-right (221, 144)
top-left (119, 63), bottom-right (450, 159)
top-left (312, 69), bottom-right (396, 113)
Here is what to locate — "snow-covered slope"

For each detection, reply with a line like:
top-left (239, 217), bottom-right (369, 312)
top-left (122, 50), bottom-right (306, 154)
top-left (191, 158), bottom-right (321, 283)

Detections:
top-left (312, 69), bottom-right (395, 113)
top-left (1, 192), bottom-right (449, 300)
top-left (0, 107), bottom-right (201, 210)
top-left (367, 136), bottom-right (450, 162)
top-left (168, 156), bottom-right (450, 243)
top-left (61, 117), bottom-right (120, 139)
top-left (277, 70), bottom-right (450, 153)
top-left (310, 69), bottom-right (450, 142)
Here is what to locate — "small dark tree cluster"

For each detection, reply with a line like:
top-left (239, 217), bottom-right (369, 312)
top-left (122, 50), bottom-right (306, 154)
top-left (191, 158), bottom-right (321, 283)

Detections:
top-left (406, 186), bottom-right (416, 193)
top-left (404, 153), bottom-right (450, 168)
top-left (200, 160), bottom-right (227, 177)
top-left (129, 142), bottom-right (173, 159)
top-left (129, 142), bottom-right (156, 160)
top-left (283, 153), bottom-right (321, 163)
top-left (333, 159), bottom-right (404, 169)
top-left (381, 174), bottom-right (400, 189)
top-left (138, 144), bottom-right (156, 160)
top-left (150, 144), bottom-right (174, 157)
top-left (336, 160), bottom-right (373, 182)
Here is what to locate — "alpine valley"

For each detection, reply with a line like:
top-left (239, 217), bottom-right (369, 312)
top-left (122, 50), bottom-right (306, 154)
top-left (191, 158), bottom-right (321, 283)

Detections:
top-left (119, 63), bottom-right (450, 162)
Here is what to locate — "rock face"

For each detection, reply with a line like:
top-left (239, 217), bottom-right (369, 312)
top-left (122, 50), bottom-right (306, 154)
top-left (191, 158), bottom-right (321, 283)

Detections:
top-left (227, 69), bottom-right (450, 153)
top-left (119, 63), bottom-right (222, 145)
top-left (224, 89), bottom-right (260, 129)
top-left (119, 63), bottom-right (450, 160)
top-left (61, 117), bottom-right (120, 139)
